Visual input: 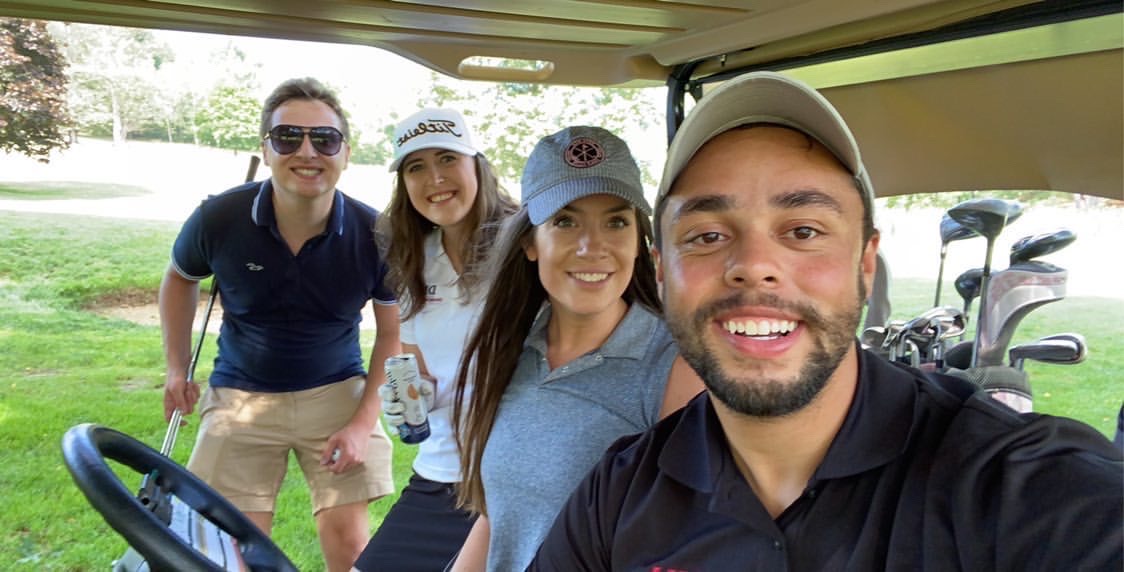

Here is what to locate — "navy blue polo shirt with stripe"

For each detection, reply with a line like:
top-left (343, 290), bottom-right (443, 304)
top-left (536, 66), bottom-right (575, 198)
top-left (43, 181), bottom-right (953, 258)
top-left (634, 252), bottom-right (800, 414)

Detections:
top-left (171, 179), bottom-right (394, 392)
top-left (531, 346), bottom-right (1122, 571)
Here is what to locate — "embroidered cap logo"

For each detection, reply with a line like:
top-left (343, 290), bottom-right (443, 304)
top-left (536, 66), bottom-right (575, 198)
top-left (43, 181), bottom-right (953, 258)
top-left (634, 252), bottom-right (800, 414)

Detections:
top-left (564, 137), bottom-right (605, 168)
top-left (397, 119), bottom-right (463, 147)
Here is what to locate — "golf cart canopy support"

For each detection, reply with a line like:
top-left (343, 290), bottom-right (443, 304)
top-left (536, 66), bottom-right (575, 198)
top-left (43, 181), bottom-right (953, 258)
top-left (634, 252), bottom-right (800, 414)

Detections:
top-left (1, 0), bottom-right (1119, 199)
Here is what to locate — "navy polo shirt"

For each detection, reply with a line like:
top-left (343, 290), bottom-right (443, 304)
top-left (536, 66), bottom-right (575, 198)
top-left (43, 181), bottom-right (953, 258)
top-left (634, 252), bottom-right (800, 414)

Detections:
top-left (171, 180), bottom-right (394, 392)
top-left (531, 347), bottom-right (1123, 571)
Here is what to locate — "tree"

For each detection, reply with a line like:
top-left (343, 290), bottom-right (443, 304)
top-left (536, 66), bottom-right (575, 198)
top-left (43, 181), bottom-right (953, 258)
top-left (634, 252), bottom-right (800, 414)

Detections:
top-left (0, 18), bottom-right (71, 162)
top-left (51, 22), bottom-right (173, 144)
top-left (194, 84), bottom-right (260, 150)
top-left (417, 71), bottom-right (663, 187)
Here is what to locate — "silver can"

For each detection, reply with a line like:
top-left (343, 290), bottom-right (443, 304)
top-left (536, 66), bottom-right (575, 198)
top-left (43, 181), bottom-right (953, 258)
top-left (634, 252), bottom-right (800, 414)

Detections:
top-left (384, 353), bottom-right (430, 444)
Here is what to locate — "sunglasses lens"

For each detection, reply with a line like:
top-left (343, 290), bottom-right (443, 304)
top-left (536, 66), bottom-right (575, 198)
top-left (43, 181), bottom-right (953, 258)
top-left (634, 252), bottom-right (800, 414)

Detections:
top-left (309, 127), bottom-right (343, 156)
top-left (267, 126), bottom-right (344, 156)
top-left (269, 126), bottom-right (305, 154)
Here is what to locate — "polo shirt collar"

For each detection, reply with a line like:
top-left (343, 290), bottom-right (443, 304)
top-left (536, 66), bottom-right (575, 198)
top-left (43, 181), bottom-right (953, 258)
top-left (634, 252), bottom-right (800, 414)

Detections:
top-left (251, 179), bottom-right (346, 236)
top-left (659, 345), bottom-right (918, 492)
top-left (523, 301), bottom-right (656, 362)
top-left (814, 345), bottom-right (917, 479)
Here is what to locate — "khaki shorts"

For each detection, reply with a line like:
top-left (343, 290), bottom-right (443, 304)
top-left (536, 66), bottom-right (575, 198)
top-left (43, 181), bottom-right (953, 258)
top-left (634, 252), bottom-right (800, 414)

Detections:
top-left (186, 376), bottom-right (395, 515)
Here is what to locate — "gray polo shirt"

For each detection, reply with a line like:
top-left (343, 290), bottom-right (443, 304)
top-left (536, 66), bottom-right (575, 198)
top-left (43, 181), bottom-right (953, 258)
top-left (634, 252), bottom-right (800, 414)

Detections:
top-left (480, 301), bottom-right (677, 572)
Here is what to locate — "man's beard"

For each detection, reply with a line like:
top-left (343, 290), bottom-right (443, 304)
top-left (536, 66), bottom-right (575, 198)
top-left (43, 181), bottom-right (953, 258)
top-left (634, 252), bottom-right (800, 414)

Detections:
top-left (666, 272), bottom-right (866, 418)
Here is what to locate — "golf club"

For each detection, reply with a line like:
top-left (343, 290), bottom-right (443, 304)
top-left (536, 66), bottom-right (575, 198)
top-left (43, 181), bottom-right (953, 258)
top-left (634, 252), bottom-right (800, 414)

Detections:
top-left (861, 326), bottom-right (888, 351)
top-left (947, 197), bottom-right (1023, 367)
top-left (954, 267), bottom-right (983, 341)
top-left (1009, 228), bottom-right (1077, 266)
top-left (1008, 337), bottom-right (1085, 370)
top-left (1039, 332), bottom-right (1088, 362)
top-left (935, 214), bottom-right (979, 307)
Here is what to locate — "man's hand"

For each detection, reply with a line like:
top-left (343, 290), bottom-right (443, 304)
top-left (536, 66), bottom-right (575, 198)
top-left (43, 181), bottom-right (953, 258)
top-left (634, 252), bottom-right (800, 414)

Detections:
top-left (322, 422), bottom-right (371, 474)
top-left (378, 375), bottom-right (435, 429)
top-left (163, 373), bottom-right (200, 423)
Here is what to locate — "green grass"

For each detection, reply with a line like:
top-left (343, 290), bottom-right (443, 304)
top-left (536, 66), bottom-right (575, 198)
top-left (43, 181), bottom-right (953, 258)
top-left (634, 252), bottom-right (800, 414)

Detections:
top-left (0, 208), bottom-right (1119, 570)
top-left (0, 181), bottom-right (150, 201)
top-left (0, 211), bottom-right (416, 571)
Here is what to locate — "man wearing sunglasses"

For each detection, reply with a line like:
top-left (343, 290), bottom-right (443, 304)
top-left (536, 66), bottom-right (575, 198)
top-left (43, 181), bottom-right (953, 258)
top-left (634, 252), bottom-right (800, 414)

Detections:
top-left (159, 77), bottom-right (400, 572)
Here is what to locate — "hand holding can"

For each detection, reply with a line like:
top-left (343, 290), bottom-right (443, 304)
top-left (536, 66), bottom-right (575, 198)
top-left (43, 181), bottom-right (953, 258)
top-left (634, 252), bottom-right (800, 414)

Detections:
top-left (384, 354), bottom-right (431, 444)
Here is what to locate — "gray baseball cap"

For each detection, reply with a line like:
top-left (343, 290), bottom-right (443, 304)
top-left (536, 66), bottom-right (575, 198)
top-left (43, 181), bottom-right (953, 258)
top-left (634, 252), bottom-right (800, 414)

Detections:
top-left (522, 126), bottom-right (650, 225)
top-left (657, 71), bottom-right (875, 212)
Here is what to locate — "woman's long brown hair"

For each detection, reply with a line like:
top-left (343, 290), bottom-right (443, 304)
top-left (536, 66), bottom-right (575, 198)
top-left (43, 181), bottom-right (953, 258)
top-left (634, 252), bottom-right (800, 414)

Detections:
top-left (452, 205), bottom-right (660, 514)
top-left (377, 154), bottom-right (516, 320)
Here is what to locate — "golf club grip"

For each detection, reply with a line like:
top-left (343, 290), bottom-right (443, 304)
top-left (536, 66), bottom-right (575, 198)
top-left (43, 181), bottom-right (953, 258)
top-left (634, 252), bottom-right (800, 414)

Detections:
top-left (245, 154), bottom-right (261, 184)
top-left (163, 155), bottom-right (261, 456)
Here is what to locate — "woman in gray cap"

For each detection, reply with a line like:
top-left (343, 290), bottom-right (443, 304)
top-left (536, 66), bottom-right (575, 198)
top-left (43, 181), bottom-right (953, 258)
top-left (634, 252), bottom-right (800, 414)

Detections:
top-left (355, 108), bottom-right (516, 572)
top-left (448, 126), bottom-right (703, 571)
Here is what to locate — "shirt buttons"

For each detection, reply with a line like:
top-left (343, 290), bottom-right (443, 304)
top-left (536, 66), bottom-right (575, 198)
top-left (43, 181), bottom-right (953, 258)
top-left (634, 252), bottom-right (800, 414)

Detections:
top-left (807, 488), bottom-right (818, 499)
top-left (773, 540), bottom-right (784, 551)
top-left (593, 354), bottom-right (603, 362)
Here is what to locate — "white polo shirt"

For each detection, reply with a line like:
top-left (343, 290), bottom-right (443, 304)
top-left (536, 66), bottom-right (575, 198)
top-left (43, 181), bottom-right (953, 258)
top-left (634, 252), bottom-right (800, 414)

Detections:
top-left (399, 230), bottom-right (483, 483)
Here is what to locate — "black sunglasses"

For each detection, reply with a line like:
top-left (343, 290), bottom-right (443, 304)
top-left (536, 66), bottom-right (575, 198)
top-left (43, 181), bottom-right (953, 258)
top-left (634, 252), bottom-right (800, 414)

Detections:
top-left (264, 125), bottom-right (346, 156)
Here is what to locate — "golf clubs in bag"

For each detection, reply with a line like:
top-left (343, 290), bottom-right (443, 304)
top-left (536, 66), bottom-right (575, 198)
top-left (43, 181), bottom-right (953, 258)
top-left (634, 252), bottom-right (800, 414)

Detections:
top-left (113, 155), bottom-right (260, 572)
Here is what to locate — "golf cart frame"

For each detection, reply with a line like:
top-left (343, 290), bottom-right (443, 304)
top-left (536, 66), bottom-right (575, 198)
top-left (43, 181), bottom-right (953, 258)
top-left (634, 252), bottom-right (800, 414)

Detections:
top-left (6, 0), bottom-right (1120, 569)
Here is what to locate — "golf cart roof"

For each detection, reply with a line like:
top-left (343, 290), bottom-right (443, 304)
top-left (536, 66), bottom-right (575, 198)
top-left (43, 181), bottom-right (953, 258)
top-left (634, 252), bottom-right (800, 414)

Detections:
top-left (2, 0), bottom-right (1121, 199)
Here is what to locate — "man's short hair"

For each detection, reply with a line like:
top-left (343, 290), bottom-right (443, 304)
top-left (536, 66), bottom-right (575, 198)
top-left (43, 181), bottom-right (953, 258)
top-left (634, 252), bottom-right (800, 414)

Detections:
top-left (259, 77), bottom-right (350, 140)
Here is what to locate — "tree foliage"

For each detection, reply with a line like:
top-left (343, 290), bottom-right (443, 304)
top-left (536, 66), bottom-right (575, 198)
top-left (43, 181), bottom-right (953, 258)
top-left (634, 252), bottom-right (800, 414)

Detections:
top-left (883, 190), bottom-right (1078, 209)
top-left (0, 18), bottom-right (71, 162)
top-left (417, 72), bottom-right (663, 186)
top-left (194, 85), bottom-right (260, 150)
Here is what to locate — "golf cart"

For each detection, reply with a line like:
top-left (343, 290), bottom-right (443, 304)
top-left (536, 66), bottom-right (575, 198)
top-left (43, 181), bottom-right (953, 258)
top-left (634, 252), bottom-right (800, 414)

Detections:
top-left (7, 0), bottom-right (1120, 569)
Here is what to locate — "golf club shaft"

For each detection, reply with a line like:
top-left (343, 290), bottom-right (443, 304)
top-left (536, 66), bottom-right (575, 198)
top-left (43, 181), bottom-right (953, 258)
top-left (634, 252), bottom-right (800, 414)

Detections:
top-left (934, 244), bottom-right (948, 307)
top-left (159, 155), bottom-right (260, 457)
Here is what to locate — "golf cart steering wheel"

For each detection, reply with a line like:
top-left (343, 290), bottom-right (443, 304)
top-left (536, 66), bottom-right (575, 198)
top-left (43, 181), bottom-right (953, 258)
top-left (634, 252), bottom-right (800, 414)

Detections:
top-left (61, 423), bottom-right (296, 572)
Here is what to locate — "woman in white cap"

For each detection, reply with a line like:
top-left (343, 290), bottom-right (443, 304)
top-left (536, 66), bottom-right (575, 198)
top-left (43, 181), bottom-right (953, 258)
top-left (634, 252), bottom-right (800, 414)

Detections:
top-left (354, 108), bottom-right (517, 571)
top-left (448, 126), bottom-right (704, 571)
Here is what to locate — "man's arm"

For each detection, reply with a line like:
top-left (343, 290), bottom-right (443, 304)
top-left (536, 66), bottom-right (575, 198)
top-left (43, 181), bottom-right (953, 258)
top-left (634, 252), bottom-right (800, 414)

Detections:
top-left (324, 301), bottom-right (401, 473)
top-left (659, 356), bottom-right (705, 419)
top-left (158, 265), bottom-right (202, 422)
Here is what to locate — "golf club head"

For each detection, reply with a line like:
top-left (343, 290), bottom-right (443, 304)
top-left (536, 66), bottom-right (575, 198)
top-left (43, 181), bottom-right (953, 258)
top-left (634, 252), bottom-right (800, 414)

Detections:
top-left (944, 340), bottom-right (974, 370)
top-left (1039, 332), bottom-right (1088, 363)
top-left (934, 215), bottom-right (976, 307)
top-left (955, 267), bottom-right (984, 319)
top-left (940, 213), bottom-right (979, 244)
top-left (1008, 338), bottom-right (1084, 370)
top-left (930, 307), bottom-right (968, 340)
top-left (1009, 229), bottom-right (1077, 265)
top-left (906, 306), bottom-right (967, 339)
top-left (947, 198), bottom-right (1024, 242)
top-left (861, 326), bottom-right (888, 350)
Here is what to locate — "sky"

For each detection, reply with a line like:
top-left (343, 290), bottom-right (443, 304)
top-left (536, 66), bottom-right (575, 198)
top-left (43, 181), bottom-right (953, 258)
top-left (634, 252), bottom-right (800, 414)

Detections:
top-left (151, 28), bottom-right (437, 130)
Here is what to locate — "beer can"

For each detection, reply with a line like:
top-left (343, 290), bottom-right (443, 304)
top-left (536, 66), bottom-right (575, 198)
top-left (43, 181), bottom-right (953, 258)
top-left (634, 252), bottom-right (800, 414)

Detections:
top-left (384, 353), bottom-right (430, 444)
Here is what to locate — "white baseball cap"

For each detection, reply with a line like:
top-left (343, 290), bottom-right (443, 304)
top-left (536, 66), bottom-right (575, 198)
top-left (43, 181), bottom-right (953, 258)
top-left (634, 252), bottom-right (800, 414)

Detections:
top-left (388, 108), bottom-right (481, 172)
top-left (657, 71), bottom-right (874, 211)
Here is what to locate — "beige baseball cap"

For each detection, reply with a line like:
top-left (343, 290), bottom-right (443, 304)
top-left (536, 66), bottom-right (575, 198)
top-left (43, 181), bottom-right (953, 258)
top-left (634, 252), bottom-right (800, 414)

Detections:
top-left (656, 71), bottom-right (874, 210)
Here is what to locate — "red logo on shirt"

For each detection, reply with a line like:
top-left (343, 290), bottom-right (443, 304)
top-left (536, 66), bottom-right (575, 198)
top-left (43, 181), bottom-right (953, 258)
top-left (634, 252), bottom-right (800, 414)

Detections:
top-left (650, 567), bottom-right (690, 572)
